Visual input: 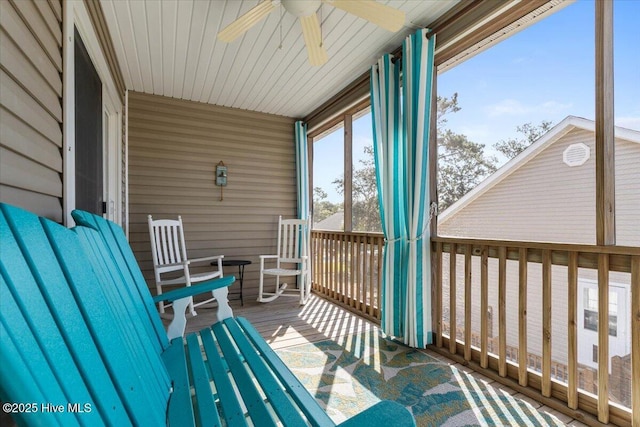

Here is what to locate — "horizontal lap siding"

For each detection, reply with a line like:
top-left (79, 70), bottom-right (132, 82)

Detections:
top-left (615, 138), bottom-right (640, 247)
top-left (440, 128), bottom-right (597, 244)
top-left (128, 92), bottom-right (297, 299)
top-left (0, 0), bottom-right (63, 222)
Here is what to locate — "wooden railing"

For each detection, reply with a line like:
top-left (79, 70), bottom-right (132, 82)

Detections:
top-left (311, 230), bottom-right (384, 321)
top-left (310, 231), bottom-right (639, 425)
top-left (432, 237), bottom-right (640, 427)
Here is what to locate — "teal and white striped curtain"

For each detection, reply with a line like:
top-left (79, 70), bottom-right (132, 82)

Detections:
top-left (295, 121), bottom-right (310, 221)
top-left (371, 29), bottom-right (436, 348)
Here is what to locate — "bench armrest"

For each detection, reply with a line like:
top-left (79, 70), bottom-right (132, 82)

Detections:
top-left (152, 276), bottom-right (235, 304)
top-left (337, 401), bottom-right (415, 427)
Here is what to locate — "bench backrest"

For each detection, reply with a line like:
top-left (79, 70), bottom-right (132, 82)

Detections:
top-left (72, 209), bottom-right (169, 350)
top-left (0, 204), bottom-right (170, 426)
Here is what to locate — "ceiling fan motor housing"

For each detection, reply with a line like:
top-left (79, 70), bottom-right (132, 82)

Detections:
top-left (280, 0), bottom-right (322, 17)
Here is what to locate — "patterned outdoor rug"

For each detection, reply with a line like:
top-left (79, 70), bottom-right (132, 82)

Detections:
top-left (276, 331), bottom-right (567, 426)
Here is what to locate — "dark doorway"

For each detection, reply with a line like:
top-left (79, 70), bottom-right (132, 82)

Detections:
top-left (74, 27), bottom-right (103, 215)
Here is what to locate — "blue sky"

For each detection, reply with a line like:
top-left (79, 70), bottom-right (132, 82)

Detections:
top-left (315, 0), bottom-right (640, 203)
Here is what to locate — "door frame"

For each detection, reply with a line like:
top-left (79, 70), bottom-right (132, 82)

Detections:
top-left (63, 0), bottom-right (123, 226)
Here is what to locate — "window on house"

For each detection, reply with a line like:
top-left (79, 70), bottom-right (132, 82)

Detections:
top-left (583, 287), bottom-right (618, 336)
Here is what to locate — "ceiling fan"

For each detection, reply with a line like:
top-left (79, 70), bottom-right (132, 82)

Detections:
top-left (217, 0), bottom-right (406, 66)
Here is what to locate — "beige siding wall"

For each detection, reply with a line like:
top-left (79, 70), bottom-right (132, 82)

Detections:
top-left (615, 137), bottom-right (640, 247)
top-left (0, 0), bottom-right (63, 221)
top-left (128, 92), bottom-right (297, 299)
top-left (439, 128), bottom-right (640, 246)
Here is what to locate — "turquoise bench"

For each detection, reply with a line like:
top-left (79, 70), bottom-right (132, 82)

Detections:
top-left (0, 204), bottom-right (415, 427)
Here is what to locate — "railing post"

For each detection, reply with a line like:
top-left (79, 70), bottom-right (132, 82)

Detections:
top-left (449, 243), bottom-right (457, 354)
top-left (518, 247), bottom-right (528, 387)
top-left (542, 249), bottom-right (552, 397)
top-left (597, 253), bottom-right (610, 423)
top-left (567, 251), bottom-right (579, 409)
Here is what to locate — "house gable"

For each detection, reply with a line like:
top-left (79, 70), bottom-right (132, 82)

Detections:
top-left (438, 117), bottom-right (640, 245)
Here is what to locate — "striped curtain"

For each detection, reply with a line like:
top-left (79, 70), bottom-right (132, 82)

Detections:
top-left (295, 121), bottom-right (310, 220)
top-left (371, 29), bottom-right (436, 347)
top-left (370, 54), bottom-right (407, 338)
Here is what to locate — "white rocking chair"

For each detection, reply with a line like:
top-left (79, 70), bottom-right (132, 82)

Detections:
top-left (148, 215), bottom-right (224, 317)
top-left (258, 216), bottom-right (311, 304)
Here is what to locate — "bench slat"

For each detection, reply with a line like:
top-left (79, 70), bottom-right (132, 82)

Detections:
top-left (186, 334), bottom-right (222, 426)
top-left (163, 338), bottom-right (196, 427)
top-left (236, 317), bottom-right (334, 427)
top-left (200, 329), bottom-right (248, 427)
top-left (212, 321), bottom-right (278, 427)
top-left (223, 318), bottom-right (310, 427)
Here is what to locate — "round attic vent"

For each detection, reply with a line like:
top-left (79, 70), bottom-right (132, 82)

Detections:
top-left (563, 143), bottom-right (590, 167)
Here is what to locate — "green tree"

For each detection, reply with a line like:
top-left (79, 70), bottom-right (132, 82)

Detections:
top-left (438, 130), bottom-right (497, 210)
top-left (437, 94), bottom-right (497, 210)
top-left (493, 120), bottom-right (553, 159)
top-left (312, 187), bottom-right (341, 223)
top-left (333, 146), bottom-right (381, 232)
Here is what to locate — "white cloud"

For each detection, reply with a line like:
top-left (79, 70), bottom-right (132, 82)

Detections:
top-left (485, 99), bottom-right (573, 117)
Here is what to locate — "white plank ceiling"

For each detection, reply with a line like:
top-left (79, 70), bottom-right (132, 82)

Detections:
top-left (101, 0), bottom-right (459, 118)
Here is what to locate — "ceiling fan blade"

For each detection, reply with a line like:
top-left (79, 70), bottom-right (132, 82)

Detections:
top-left (326, 0), bottom-right (405, 32)
top-left (299, 13), bottom-right (328, 66)
top-left (218, 1), bottom-right (276, 43)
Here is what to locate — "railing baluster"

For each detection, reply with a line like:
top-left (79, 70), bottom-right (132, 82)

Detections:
top-left (376, 237), bottom-right (382, 319)
top-left (518, 247), bottom-right (528, 387)
top-left (349, 234), bottom-right (355, 308)
top-left (568, 251), bottom-right (578, 409)
top-left (480, 245), bottom-right (488, 368)
top-left (435, 241), bottom-right (443, 348)
top-left (597, 253), bottom-right (609, 424)
top-left (449, 243), bottom-right (457, 354)
top-left (464, 244), bottom-right (472, 361)
top-left (632, 255), bottom-right (640, 427)
top-left (542, 249), bottom-right (552, 397)
top-left (370, 236), bottom-right (375, 317)
top-left (498, 246), bottom-right (507, 377)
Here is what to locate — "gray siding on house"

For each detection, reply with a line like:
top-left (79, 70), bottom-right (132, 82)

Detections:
top-left (0, 0), bottom-right (63, 221)
top-left (439, 127), bottom-right (640, 246)
top-left (127, 92), bottom-right (297, 300)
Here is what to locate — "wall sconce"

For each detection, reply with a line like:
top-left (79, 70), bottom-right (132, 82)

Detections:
top-left (216, 161), bottom-right (227, 201)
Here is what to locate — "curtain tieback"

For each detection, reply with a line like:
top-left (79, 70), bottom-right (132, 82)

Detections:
top-left (406, 202), bottom-right (439, 242)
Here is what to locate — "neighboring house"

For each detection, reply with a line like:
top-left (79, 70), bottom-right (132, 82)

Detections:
top-left (314, 211), bottom-right (345, 231)
top-left (437, 116), bottom-right (639, 403)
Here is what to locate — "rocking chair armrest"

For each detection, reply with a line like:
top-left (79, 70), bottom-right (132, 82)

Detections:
top-left (152, 275), bottom-right (235, 303)
top-left (259, 255), bottom-right (278, 259)
top-left (187, 255), bottom-right (224, 264)
top-left (336, 401), bottom-right (415, 427)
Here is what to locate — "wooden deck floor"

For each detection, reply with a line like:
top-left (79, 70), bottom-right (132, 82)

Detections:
top-left (183, 293), bottom-right (588, 426)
